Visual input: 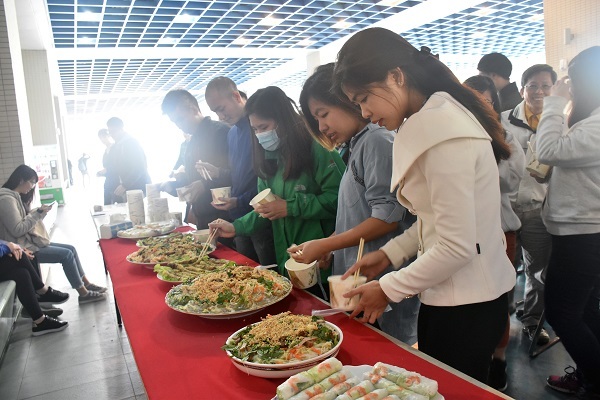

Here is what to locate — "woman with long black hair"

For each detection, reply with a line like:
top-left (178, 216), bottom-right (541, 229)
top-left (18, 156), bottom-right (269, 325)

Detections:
top-left (209, 86), bottom-right (344, 287)
top-left (536, 46), bottom-right (600, 397)
top-left (335, 28), bottom-right (515, 382)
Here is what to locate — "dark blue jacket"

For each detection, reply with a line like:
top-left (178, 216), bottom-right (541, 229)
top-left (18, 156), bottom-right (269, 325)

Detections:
top-left (225, 117), bottom-right (258, 219)
top-left (0, 240), bottom-right (10, 258)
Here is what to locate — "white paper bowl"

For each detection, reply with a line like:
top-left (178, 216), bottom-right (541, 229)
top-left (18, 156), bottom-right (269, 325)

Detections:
top-left (225, 321), bottom-right (343, 379)
top-left (210, 187), bottom-right (232, 205)
top-left (249, 188), bottom-right (276, 208)
top-left (191, 229), bottom-right (217, 246)
top-left (285, 259), bottom-right (318, 289)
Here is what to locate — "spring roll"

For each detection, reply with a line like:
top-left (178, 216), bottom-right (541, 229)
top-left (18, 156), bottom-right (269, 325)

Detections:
top-left (277, 371), bottom-right (315, 400)
top-left (311, 377), bottom-right (361, 400)
top-left (277, 358), bottom-right (343, 400)
top-left (343, 380), bottom-right (375, 399)
top-left (372, 378), bottom-right (429, 400)
top-left (289, 376), bottom-right (336, 400)
top-left (357, 389), bottom-right (390, 400)
top-left (306, 358), bottom-right (344, 382)
top-left (382, 396), bottom-right (401, 400)
top-left (372, 363), bottom-right (438, 397)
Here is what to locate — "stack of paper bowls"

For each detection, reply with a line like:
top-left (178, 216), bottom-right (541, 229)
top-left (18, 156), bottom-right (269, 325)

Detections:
top-left (224, 321), bottom-right (343, 379)
top-left (126, 190), bottom-right (145, 225)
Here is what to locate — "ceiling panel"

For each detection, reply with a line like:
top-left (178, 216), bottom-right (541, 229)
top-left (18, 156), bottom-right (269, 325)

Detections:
top-left (44, 0), bottom-right (544, 116)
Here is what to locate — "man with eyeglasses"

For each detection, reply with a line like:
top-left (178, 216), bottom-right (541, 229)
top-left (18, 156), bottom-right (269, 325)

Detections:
top-left (501, 64), bottom-right (558, 346)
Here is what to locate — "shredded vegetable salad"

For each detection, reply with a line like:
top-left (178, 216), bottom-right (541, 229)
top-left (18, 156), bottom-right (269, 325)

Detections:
top-left (154, 257), bottom-right (236, 282)
top-left (223, 312), bottom-right (339, 364)
top-left (165, 266), bottom-right (291, 315)
top-left (127, 236), bottom-right (213, 264)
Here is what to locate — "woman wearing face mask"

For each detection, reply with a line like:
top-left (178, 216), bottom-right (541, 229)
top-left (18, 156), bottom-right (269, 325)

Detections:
top-left (336, 28), bottom-right (516, 383)
top-left (209, 86), bottom-right (344, 283)
top-left (287, 63), bottom-right (419, 344)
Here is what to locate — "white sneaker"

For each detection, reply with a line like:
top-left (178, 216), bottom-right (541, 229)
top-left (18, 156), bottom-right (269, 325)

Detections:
top-left (78, 290), bottom-right (107, 304)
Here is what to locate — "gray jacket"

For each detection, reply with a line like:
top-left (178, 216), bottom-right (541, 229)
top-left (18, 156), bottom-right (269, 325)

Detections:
top-left (333, 123), bottom-right (410, 275)
top-left (538, 96), bottom-right (600, 235)
top-left (0, 188), bottom-right (43, 251)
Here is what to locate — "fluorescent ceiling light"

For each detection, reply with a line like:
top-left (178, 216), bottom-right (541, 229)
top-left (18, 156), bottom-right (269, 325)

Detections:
top-left (471, 7), bottom-right (496, 17)
top-left (332, 20), bottom-right (352, 29)
top-left (232, 37), bottom-right (252, 45)
top-left (259, 16), bottom-right (283, 26)
top-left (157, 37), bottom-right (180, 45)
top-left (377, 0), bottom-right (408, 6)
top-left (76, 37), bottom-right (97, 45)
top-left (297, 38), bottom-right (315, 46)
top-left (470, 31), bottom-right (487, 39)
top-left (77, 12), bottom-right (102, 22)
top-left (526, 14), bottom-right (544, 22)
top-left (173, 14), bottom-right (199, 24)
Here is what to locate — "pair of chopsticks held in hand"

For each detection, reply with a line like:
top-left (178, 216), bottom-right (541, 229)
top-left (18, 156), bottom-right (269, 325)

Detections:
top-left (198, 228), bottom-right (218, 258)
top-left (195, 161), bottom-right (213, 181)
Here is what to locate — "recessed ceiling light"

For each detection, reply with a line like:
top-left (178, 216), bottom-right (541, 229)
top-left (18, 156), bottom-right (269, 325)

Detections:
top-left (332, 20), bottom-right (352, 30)
top-left (258, 15), bottom-right (283, 26)
top-left (232, 37), bottom-right (252, 45)
top-left (77, 11), bottom-right (102, 22)
top-left (173, 14), bottom-right (199, 24)
top-left (526, 14), bottom-right (544, 22)
top-left (76, 37), bottom-right (97, 45)
top-left (471, 7), bottom-right (496, 17)
top-left (157, 37), bottom-right (180, 45)
top-left (297, 38), bottom-right (315, 46)
top-left (376, 0), bottom-right (408, 6)
top-left (470, 31), bottom-right (487, 39)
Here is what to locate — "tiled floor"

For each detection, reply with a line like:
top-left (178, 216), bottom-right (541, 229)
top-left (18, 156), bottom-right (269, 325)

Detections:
top-left (0, 185), bottom-right (579, 399)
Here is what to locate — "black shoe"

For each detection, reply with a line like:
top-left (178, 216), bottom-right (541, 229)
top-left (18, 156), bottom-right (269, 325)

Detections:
top-left (37, 287), bottom-right (69, 306)
top-left (41, 305), bottom-right (63, 318)
top-left (515, 309), bottom-right (524, 320)
top-left (523, 325), bottom-right (550, 345)
top-left (488, 358), bottom-right (508, 391)
top-left (32, 316), bottom-right (68, 336)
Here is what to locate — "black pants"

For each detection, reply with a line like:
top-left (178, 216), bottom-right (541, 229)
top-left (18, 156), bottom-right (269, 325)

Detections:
top-left (418, 293), bottom-right (508, 383)
top-left (0, 255), bottom-right (45, 320)
top-left (546, 233), bottom-right (600, 391)
top-left (234, 226), bottom-right (277, 265)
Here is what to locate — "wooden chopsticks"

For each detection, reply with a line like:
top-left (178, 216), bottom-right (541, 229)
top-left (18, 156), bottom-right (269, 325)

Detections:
top-left (353, 237), bottom-right (365, 286)
top-left (199, 228), bottom-right (218, 258)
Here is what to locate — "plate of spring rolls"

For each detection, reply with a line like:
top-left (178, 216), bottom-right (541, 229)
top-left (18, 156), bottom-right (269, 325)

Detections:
top-left (274, 357), bottom-right (443, 400)
top-left (223, 312), bottom-right (343, 378)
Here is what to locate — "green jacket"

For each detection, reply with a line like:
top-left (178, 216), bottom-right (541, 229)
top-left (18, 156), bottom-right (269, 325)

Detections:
top-left (233, 142), bottom-right (344, 276)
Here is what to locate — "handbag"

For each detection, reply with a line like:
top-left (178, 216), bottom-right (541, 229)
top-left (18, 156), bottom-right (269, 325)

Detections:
top-left (30, 219), bottom-right (50, 248)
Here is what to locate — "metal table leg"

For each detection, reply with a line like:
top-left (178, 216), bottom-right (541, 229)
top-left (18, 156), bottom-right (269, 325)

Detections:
top-left (115, 295), bottom-right (122, 326)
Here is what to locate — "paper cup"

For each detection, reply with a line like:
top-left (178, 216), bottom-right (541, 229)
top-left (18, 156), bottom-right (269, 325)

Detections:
top-left (210, 187), bottom-right (232, 205)
top-left (191, 229), bottom-right (217, 246)
top-left (146, 183), bottom-right (161, 199)
top-left (327, 275), bottom-right (367, 311)
top-left (249, 188), bottom-right (276, 208)
top-left (176, 185), bottom-right (193, 202)
top-left (285, 259), bottom-right (318, 289)
top-left (169, 212), bottom-right (183, 226)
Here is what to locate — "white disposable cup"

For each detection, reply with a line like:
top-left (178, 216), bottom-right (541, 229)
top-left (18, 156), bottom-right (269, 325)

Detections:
top-left (191, 229), bottom-right (217, 246)
top-left (176, 185), bottom-right (193, 202)
top-left (169, 212), bottom-right (183, 226)
top-left (327, 275), bottom-right (367, 311)
top-left (249, 188), bottom-right (276, 208)
top-left (285, 259), bottom-right (318, 289)
top-left (146, 183), bottom-right (161, 199)
top-left (526, 159), bottom-right (551, 179)
top-left (210, 187), bottom-right (232, 205)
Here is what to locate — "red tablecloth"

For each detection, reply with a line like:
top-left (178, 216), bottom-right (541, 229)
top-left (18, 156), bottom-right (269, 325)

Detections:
top-left (99, 232), bottom-right (508, 400)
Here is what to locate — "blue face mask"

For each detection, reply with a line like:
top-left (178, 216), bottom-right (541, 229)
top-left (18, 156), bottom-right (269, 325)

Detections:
top-left (256, 129), bottom-right (280, 151)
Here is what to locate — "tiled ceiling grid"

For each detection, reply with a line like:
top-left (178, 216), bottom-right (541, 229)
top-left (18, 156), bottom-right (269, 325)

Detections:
top-left (46, 0), bottom-right (544, 116)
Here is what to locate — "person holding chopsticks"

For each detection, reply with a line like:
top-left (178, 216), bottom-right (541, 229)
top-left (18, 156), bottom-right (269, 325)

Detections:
top-left (288, 63), bottom-right (419, 345)
top-left (334, 28), bottom-right (516, 383)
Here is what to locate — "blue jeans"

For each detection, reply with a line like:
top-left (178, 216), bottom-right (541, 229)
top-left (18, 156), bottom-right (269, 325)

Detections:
top-left (35, 242), bottom-right (85, 289)
top-left (546, 233), bottom-right (600, 391)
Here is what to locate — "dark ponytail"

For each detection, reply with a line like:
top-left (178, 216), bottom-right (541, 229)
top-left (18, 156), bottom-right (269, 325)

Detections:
top-left (333, 28), bottom-right (510, 163)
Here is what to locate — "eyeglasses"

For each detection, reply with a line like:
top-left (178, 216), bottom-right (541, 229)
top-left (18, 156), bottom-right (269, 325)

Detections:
top-left (525, 84), bottom-right (552, 92)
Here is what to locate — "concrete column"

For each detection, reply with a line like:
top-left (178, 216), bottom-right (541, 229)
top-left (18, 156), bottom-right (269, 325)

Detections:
top-left (544, 0), bottom-right (600, 75)
top-left (0, 0), bottom-right (33, 183)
